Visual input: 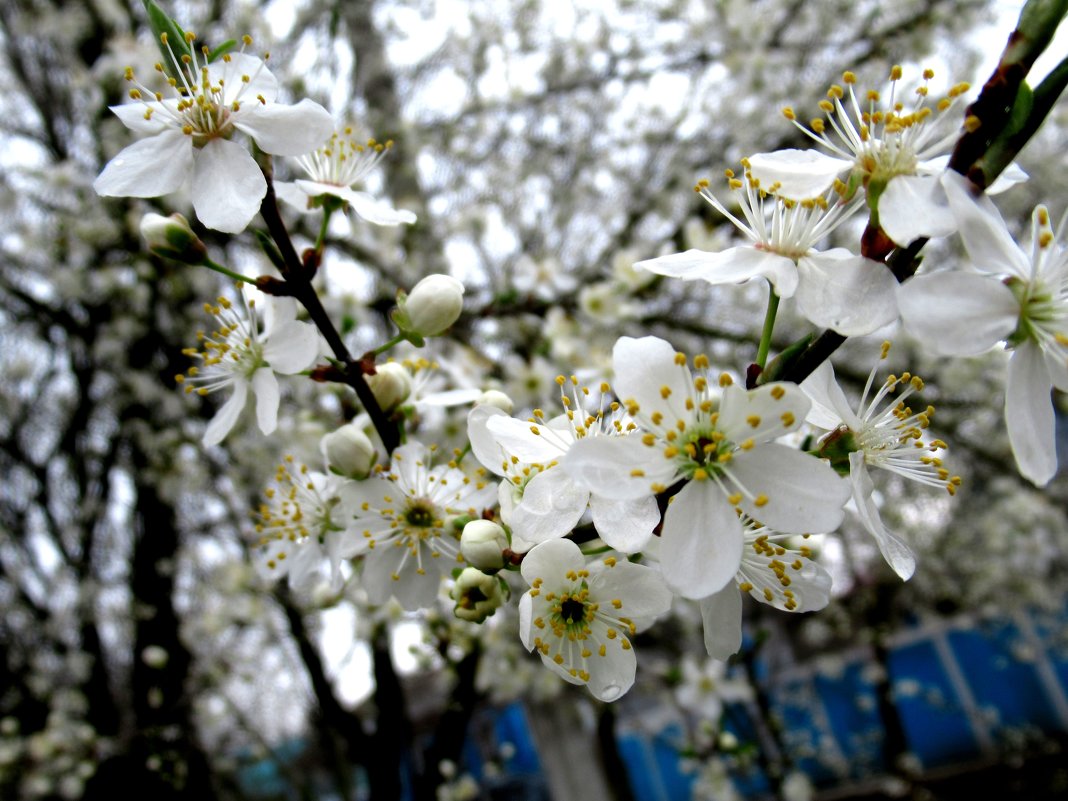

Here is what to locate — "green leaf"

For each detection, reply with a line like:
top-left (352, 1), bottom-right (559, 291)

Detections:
top-left (253, 229), bottom-right (288, 274)
top-left (757, 333), bottom-right (815, 385)
top-left (143, 0), bottom-right (190, 77)
top-left (1003, 81), bottom-right (1034, 138)
top-left (208, 39), bottom-right (237, 63)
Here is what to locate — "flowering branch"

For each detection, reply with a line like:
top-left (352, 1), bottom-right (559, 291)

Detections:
top-left (254, 155), bottom-right (401, 453)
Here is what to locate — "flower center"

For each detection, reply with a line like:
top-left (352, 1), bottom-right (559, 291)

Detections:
top-left (404, 500), bottom-right (437, 529)
top-left (296, 129), bottom-right (394, 186)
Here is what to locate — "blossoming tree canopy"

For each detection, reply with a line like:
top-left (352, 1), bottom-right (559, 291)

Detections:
top-left (14, 1), bottom-right (1062, 796)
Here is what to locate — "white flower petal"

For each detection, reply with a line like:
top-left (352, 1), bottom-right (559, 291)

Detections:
top-left (264, 296), bottom-right (298, 329)
top-left (849, 454), bottom-right (916, 579)
top-left (585, 640), bottom-right (636, 702)
top-left (109, 101), bottom-right (173, 134)
top-left (699, 585), bottom-right (743, 660)
top-left (1006, 343), bottom-right (1058, 487)
top-left (234, 99), bottom-right (334, 156)
top-left (590, 561), bottom-right (673, 620)
top-left (727, 445), bottom-right (849, 533)
top-left (251, 366), bottom-right (280, 435)
top-left (520, 537), bottom-right (583, 586)
top-left (263, 320), bottom-right (319, 374)
top-left (416, 388), bottom-right (483, 408)
top-left (879, 174), bottom-right (956, 245)
top-left (93, 130), bottom-right (192, 198)
top-left (745, 149), bottom-right (850, 199)
top-left (485, 415), bottom-right (569, 462)
top-left (331, 187), bottom-right (418, 226)
top-left (800, 361), bottom-right (862, 431)
top-left (202, 378), bottom-right (248, 447)
top-left (274, 180), bottom-right (314, 211)
top-left (589, 494), bottom-right (658, 553)
top-left (509, 468), bottom-right (588, 544)
top-left (191, 138), bottom-right (267, 233)
top-left (942, 171), bottom-right (1031, 278)
top-left (986, 162), bottom-right (1029, 194)
top-left (795, 249), bottom-right (899, 336)
top-left (636, 247), bottom-right (800, 297)
top-left (612, 336), bottom-right (693, 426)
top-left (467, 406), bottom-right (509, 477)
top-left (660, 481), bottom-right (742, 599)
top-left (717, 382), bottom-right (810, 443)
top-left (518, 593), bottom-right (534, 650)
top-left (897, 272), bottom-right (1018, 355)
top-left (563, 435), bottom-right (674, 501)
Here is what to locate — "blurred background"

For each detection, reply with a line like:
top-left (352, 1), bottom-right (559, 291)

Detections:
top-left (1, 0), bottom-right (1067, 798)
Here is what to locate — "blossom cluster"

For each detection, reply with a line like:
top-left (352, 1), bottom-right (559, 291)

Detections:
top-left (94, 6), bottom-right (1064, 713)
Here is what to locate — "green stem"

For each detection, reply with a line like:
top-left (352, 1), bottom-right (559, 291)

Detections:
top-left (579, 544), bottom-right (612, 556)
top-left (315, 207), bottom-right (335, 253)
top-left (202, 258), bottom-right (258, 285)
top-left (756, 285), bottom-right (780, 370)
top-left (453, 442), bottom-right (472, 465)
top-left (374, 332), bottom-right (409, 356)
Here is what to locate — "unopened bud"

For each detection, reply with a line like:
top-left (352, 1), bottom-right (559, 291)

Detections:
top-left (397, 274), bottom-right (465, 337)
top-left (477, 389), bottom-right (514, 414)
top-left (450, 567), bottom-right (504, 623)
top-left (365, 362), bottom-right (412, 411)
top-left (321, 423), bottom-right (376, 479)
top-left (140, 213), bottom-right (206, 264)
top-left (460, 520), bottom-right (508, 571)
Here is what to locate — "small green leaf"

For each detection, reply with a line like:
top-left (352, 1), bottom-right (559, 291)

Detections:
top-left (208, 39), bottom-right (237, 62)
top-left (1003, 81), bottom-right (1034, 138)
top-left (253, 229), bottom-right (288, 274)
top-left (757, 333), bottom-right (815, 385)
top-left (143, 0), bottom-right (191, 77)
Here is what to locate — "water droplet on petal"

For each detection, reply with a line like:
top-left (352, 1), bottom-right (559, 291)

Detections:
top-left (599, 684), bottom-right (622, 702)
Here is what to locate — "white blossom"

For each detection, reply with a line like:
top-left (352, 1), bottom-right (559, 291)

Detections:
top-left (467, 378), bottom-right (659, 553)
top-left (700, 517), bottom-right (833, 659)
top-left (564, 336), bottom-right (850, 600)
top-left (518, 538), bottom-right (672, 701)
top-left (275, 127), bottom-right (416, 225)
top-left (801, 347), bottom-right (960, 577)
top-left (347, 442), bottom-right (496, 609)
top-left (898, 174), bottom-right (1068, 486)
top-left (176, 294), bottom-right (319, 447)
top-left (636, 166), bottom-right (898, 336)
top-left (94, 44), bottom-right (333, 233)
top-left (746, 66), bottom-right (1024, 245)
top-left (253, 459), bottom-right (364, 591)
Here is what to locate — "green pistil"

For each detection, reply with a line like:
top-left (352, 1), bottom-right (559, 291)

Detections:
top-left (1007, 277), bottom-right (1055, 347)
top-left (405, 503), bottom-right (435, 527)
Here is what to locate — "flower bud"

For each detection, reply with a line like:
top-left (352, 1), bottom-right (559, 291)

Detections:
top-left (450, 567), bottom-right (504, 623)
top-left (365, 362), bottom-right (412, 411)
top-left (399, 274), bottom-right (464, 336)
top-left (321, 423), bottom-right (376, 479)
top-left (460, 520), bottom-right (508, 571)
top-left (477, 389), bottom-right (515, 414)
top-left (140, 212), bottom-right (206, 264)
